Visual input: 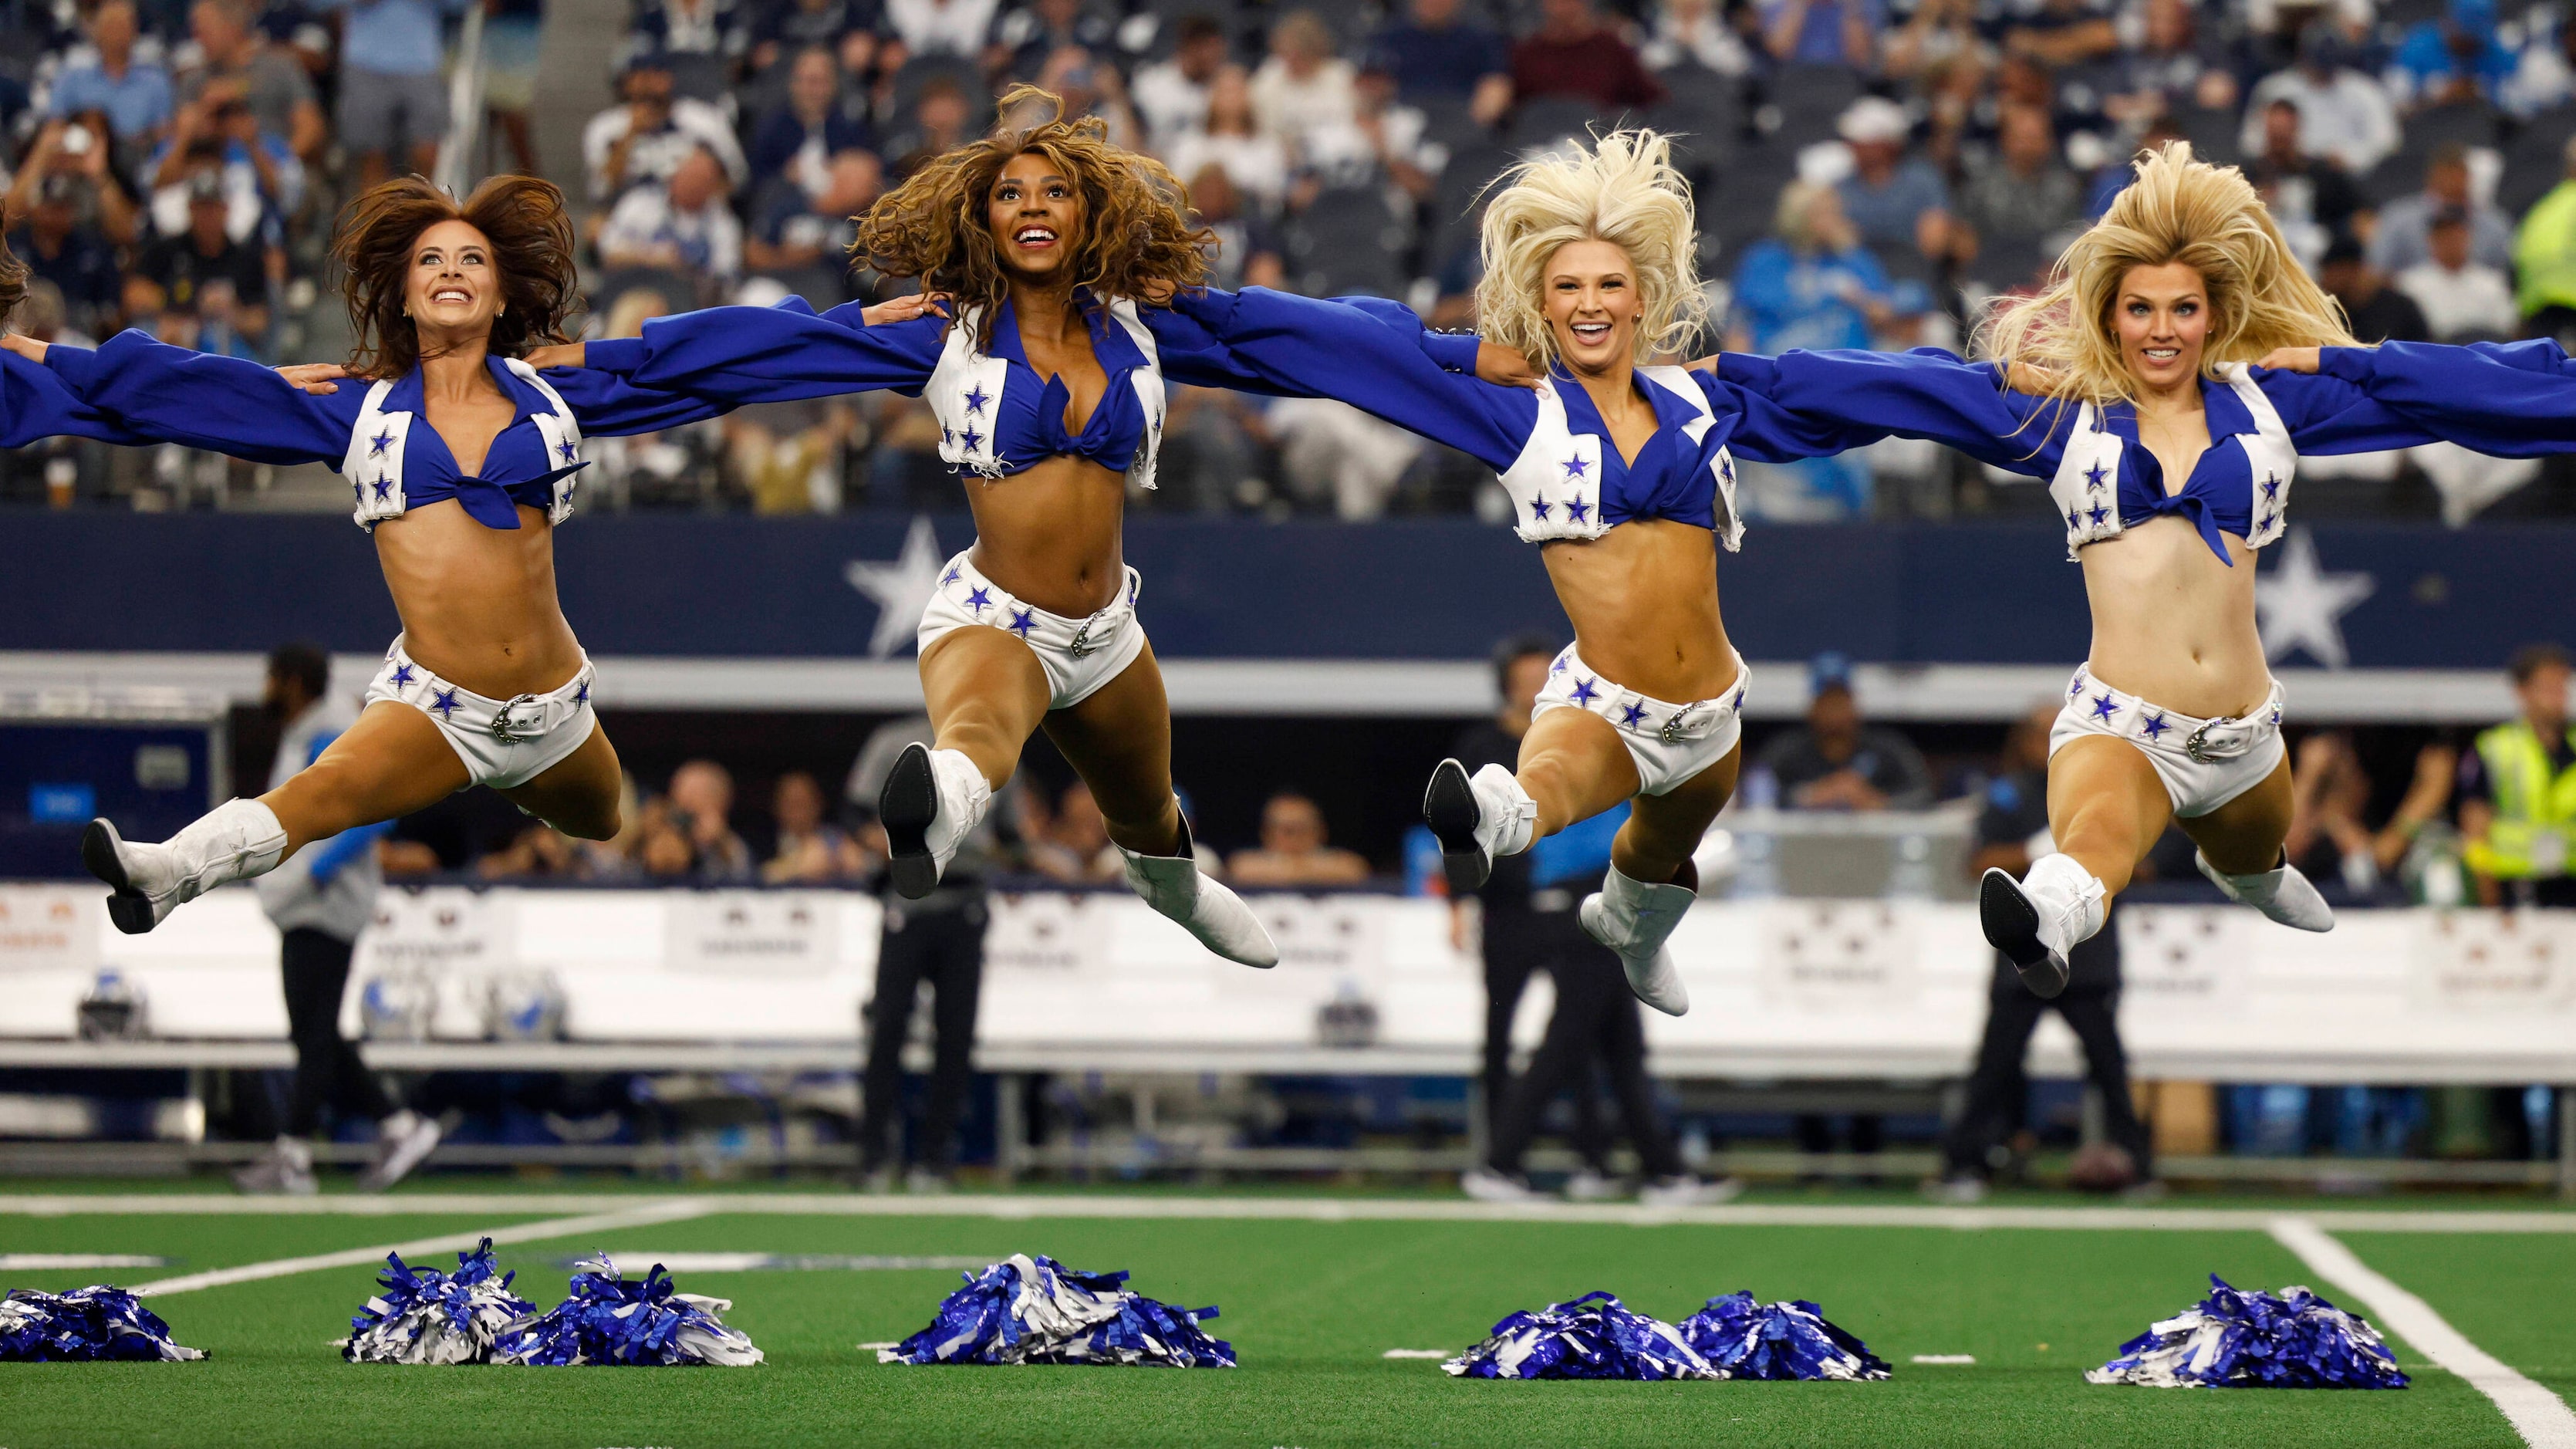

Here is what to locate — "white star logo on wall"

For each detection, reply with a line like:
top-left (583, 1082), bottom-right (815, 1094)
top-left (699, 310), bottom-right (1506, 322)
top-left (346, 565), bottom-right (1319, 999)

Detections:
top-left (2256, 527), bottom-right (2375, 669)
top-left (842, 515), bottom-right (947, 659)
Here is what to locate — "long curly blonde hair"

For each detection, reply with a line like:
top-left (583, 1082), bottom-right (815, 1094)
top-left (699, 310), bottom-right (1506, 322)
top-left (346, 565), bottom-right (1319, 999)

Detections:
top-left (1980, 142), bottom-right (2354, 407)
top-left (1474, 130), bottom-right (1707, 374)
top-left (853, 85), bottom-right (1210, 352)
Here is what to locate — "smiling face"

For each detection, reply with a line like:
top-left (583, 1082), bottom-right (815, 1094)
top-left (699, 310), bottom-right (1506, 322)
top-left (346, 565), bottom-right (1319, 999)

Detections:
top-left (2109, 260), bottom-right (2209, 393)
top-left (403, 218), bottom-right (503, 339)
top-left (986, 150), bottom-right (1084, 282)
top-left (1541, 237), bottom-right (1642, 377)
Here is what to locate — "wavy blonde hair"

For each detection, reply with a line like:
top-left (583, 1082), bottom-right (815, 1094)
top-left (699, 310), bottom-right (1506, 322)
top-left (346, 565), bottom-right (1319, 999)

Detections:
top-left (1474, 130), bottom-right (1707, 373)
top-left (1980, 142), bottom-right (2354, 407)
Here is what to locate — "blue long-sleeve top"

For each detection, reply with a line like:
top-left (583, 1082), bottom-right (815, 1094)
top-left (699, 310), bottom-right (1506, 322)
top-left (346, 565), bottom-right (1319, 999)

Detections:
top-left (2315, 339), bottom-right (2576, 454)
top-left (1166, 285), bottom-right (1852, 549)
top-left (43, 330), bottom-right (725, 531)
top-left (0, 346), bottom-right (150, 449)
top-left (581, 292), bottom-right (1288, 491)
top-left (1717, 347), bottom-right (2468, 563)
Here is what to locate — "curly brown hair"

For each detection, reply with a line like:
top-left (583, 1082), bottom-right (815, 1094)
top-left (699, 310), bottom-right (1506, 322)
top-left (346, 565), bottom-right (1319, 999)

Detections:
top-left (853, 86), bottom-right (1210, 351)
top-left (334, 174), bottom-right (580, 380)
top-left (0, 233), bottom-right (25, 328)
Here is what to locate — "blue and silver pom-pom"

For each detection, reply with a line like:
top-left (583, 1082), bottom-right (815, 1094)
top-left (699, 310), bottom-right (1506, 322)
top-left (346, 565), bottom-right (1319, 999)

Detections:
top-left (2087, 1275), bottom-right (2409, 1390)
top-left (879, 1253), bottom-right (1234, 1367)
top-left (495, 1253), bottom-right (764, 1367)
top-left (0, 1285), bottom-right (205, 1362)
top-left (1677, 1291), bottom-right (1892, 1381)
top-left (344, 1238), bottom-right (534, 1365)
top-left (1443, 1292), bottom-right (1717, 1380)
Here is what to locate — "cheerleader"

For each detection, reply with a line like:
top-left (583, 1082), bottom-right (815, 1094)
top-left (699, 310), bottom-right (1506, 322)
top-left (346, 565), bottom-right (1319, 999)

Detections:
top-left (527, 88), bottom-right (1302, 967)
top-left (1711, 144), bottom-right (2517, 995)
top-left (6, 176), bottom-right (722, 932)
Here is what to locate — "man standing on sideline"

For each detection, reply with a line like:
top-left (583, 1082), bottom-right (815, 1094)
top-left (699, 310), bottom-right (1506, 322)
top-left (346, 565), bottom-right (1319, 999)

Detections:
top-left (2460, 643), bottom-right (2576, 907)
top-left (1930, 703), bottom-right (2153, 1201)
top-left (235, 643), bottom-right (441, 1194)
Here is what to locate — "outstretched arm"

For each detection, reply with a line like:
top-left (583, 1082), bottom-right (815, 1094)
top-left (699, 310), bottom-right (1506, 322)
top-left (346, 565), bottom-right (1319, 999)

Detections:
top-left (2262, 341), bottom-right (2576, 456)
top-left (20, 329), bottom-right (353, 461)
top-left (1713, 347), bottom-right (2073, 475)
top-left (571, 297), bottom-right (948, 404)
top-left (538, 366), bottom-right (734, 438)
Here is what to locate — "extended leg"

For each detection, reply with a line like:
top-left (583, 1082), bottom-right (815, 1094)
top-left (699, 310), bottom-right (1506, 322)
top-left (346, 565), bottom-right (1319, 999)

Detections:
top-left (881, 627), bottom-right (1051, 898)
top-left (1578, 745), bottom-right (1740, 1018)
top-left (497, 722), bottom-right (626, 841)
top-left (1980, 738), bottom-right (2167, 998)
top-left (1423, 708), bottom-right (1635, 890)
top-left (2179, 758), bottom-right (2331, 931)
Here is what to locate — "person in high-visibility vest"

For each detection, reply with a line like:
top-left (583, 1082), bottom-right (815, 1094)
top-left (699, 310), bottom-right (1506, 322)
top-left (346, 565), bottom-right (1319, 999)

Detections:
top-left (2459, 643), bottom-right (2576, 907)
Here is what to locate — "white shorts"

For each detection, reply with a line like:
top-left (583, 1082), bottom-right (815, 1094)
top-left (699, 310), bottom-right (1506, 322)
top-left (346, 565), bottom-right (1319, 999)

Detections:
top-left (917, 549), bottom-right (1149, 711)
top-left (364, 637), bottom-right (599, 790)
top-left (2050, 668), bottom-right (2286, 819)
top-left (1531, 644), bottom-right (1749, 796)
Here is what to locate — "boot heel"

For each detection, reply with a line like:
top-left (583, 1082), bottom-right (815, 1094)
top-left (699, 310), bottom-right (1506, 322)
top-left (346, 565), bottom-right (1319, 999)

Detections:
top-left (879, 744), bottom-right (940, 900)
top-left (1421, 759), bottom-right (1489, 892)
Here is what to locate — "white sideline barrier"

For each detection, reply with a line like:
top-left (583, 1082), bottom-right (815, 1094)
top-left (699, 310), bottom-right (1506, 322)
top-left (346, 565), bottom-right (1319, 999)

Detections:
top-left (1, 883), bottom-right (2573, 1083)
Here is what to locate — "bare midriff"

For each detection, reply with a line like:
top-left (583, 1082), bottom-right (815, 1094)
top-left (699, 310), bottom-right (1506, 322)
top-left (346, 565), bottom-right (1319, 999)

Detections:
top-left (2078, 512), bottom-right (2267, 719)
top-left (959, 451), bottom-right (1131, 617)
top-left (1542, 518), bottom-right (1739, 705)
top-left (373, 497), bottom-right (586, 698)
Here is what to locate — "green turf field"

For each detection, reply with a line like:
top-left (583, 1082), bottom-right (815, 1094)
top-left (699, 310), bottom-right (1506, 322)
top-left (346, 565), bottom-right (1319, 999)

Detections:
top-left (2, 1187), bottom-right (2570, 1448)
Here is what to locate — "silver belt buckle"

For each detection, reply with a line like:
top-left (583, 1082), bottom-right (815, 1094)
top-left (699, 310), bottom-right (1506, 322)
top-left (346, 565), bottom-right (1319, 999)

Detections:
top-left (1659, 708), bottom-right (1695, 745)
top-left (2183, 716), bottom-right (2235, 763)
top-left (490, 694), bottom-right (541, 745)
top-left (1067, 616), bottom-right (1097, 659)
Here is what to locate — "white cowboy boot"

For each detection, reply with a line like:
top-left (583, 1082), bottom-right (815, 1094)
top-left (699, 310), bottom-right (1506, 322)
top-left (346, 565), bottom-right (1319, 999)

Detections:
top-left (878, 743), bottom-right (991, 900)
top-left (1118, 813), bottom-right (1279, 968)
top-left (84, 800), bottom-right (289, 935)
top-left (1578, 863), bottom-right (1694, 1016)
top-left (1979, 853), bottom-right (2105, 999)
top-left (1422, 759), bottom-right (1538, 891)
top-left (2196, 852), bottom-right (2335, 931)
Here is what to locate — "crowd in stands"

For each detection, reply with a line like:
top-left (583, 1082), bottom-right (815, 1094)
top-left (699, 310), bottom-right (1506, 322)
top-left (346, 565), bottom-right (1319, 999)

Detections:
top-left (14, 0), bottom-right (2576, 516)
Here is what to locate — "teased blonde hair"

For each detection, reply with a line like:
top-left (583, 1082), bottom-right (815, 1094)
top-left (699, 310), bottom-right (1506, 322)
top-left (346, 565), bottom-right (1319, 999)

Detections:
top-left (1980, 142), bottom-right (2355, 407)
top-left (1474, 130), bottom-right (1707, 374)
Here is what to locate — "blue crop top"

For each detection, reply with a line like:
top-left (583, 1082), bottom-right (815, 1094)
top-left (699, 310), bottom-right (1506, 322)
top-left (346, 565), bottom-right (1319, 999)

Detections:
top-left (2314, 338), bottom-right (2576, 455)
top-left (1169, 285), bottom-right (1848, 549)
top-left (581, 292), bottom-right (1285, 488)
top-left (42, 329), bottom-right (724, 530)
top-left (1719, 347), bottom-right (2475, 562)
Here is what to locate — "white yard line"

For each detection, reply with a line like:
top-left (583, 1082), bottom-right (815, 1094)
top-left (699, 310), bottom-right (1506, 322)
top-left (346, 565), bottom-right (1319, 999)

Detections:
top-left (126, 1200), bottom-right (712, 1298)
top-left (2270, 1217), bottom-right (2576, 1449)
top-left (2, 1193), bottom-right (2574, 1234)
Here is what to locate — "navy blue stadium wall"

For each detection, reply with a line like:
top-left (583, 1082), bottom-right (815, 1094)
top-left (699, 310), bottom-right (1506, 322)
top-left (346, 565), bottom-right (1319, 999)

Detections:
top-left (5, 512), bottom-right (2571, 669)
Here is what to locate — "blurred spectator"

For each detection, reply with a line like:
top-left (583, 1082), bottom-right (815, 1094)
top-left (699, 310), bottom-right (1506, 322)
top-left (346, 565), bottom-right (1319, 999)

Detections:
top-left (1833, 96), bottom-right (1951, 275)
top-left (748, 148), bottom-right (881, 297)
top-left (2243, 97), bottom-right (2366, 245)
top-left (2396, 211), bottom-right (2517, 341)
top-left (1185, 163), bottom-right (1285, 291)
top-left (1954, 100), bottom-right (2084, 282)
top-left (2319, 235), bottom-right (2431, 345)
top-left (583, 46), bottom-right (745, 208)
top-left (1300, 66), bottom-right (1438, 201)
top-left (2238, 26), bottom-right (2397, 177)
top-left (628, 0), bottom-right (749, 103)
top-left (2285, 731), bottom-right (2460, 896)
top-left (748, 46), bottom-right (876, 192)
top-left (1132, 12), bottom-right (1228, 147)
top-left (751, 0), bottom-right (876, 76)
top-left (8, 175), bottom-right (125, 340)
top-left (1025, 44), bottom-right (1139, 147)
top-left (2371, 145), bottom-right (2513, 276)
top-left (2460, 643), bottom-right (2576, 906)
top-left (481, 0), bottom-right (545, 175)
top-left (1933, 701), bottom-right (2152, 1202)
top-left (476, 823), bottom-right (586, 877)
top-left (1228, 790), bottom-right (1371, 884)
top-left (883, 74), bottom-right (977, 179)
top-left (146, 95), bottom-right (301, 246)
top-left (1369, 0), bottom-right (1514, 122)
top-left (880, 0), bottom-right (995, 56)
top-left (130, 170), bottom-right (271, 353)
top-left (1267, 396), bottom-right (1424, 518)
top-left (2000, 0), bottom-right (2115, 69)
top-left (1731, 181), bottom-right (1900, 353)
top-left (1513, 0), bottom-right (1662, 111)
top-left (2516, 137), bottom-right (2576, 337)
top-left (763, 770), bottom-right (868, 881)
top-left (2388, 0), bottom-right (2515, 110)
top-left (998, 0), bottom-right (1113, 83)
top-left (47, 0), bottom-right (174, 149)
top-left (321, 0), bottom-right (459, 187)
top-left (599, 146), bottom-right (744, 286)
top-left (1759, 0), bottom-right (1879, 67)
top-left (1027, 780), bottom-right (1121, 881)
top-left (1251, 9), bottom-right (1356, 147)
top-left (1882, 0), bottom-right (1979, 82)
top-left (667, 758), bottom-right (755, 881)
top-left (178, 0), bottom-right (326, 163)
top-left (1170, 66), bottom-right (1289, 214)
top-left (2102, 0), bottom-right (2234, 130)
top-left (1641, 0), bottom-right (1754, 77)
top-left (1756, 652), bottom-right (1934, 809)
top-left (2503, 9), bottom-right (2576, 117)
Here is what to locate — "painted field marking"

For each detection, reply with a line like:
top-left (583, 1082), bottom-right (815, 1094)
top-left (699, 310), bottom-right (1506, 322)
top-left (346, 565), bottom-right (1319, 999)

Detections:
top-left (127, 1200), bottom-right (713, 1298)
top-left (6, 1194), bottom-right (2576, 1235)
top-left (0, 1253), bottom-right (171, 1269)
top-left (2270, 1217), bottom-right (2576, 1449)
top-left (1382, 1349), bottom-right (1453, 1359)
top-left (1911, 1354), bottom-right (1977, 1364)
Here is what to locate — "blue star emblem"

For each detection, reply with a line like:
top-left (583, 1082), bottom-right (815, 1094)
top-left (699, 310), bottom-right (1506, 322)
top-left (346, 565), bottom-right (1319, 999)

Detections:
top-left (2262, 473), bottom-right (2281, 500)
top-left (964, 586), bottom-right (993, 615)
top-left (1548, 656), bottom-right (1568, 676)
top-left (1529, 495), bottom-right (1552, 521)
top-left (2085, 460), bottom-right (2109, 492)
top-left (1561, 454), bottom-right (1589, 479)
top-left (558, 437), bottom-right (579, 463)
top-left (1720, 454), bottom-right (1734, 485)
top-left (2069, 675), bottom-right (2085, 699)
top-left (963, 384), bottom-right (990, 415)
top-left (372, 477), bottom-right (393, 502)
top-left (1570, 677), bottom-right (1599, 706)
top-left (941, 425), bottom-right (953, 445)
top-left (2260, 508), bottom-right (2279, 531)
top-left (959, 425), bottom-right (984, 451)
top-left (388, 664), bottom-right (415, 688)
top-left (430, 687), bottom-right (461, 719)
top-left (575, 681), bottom-right (589, 706)
top-left (1008, 607), bottom-right (1038, 638)
top-left (1620, 702), bottom-right (1648, 727)
top-left (2140, 712), bottom-right (2169, 739)
top-left (942, 565), bottom-right (962, 586)
top-left (2089, 692), bottom-right (2118, 722)
top-left (2088, 503), bottom-right (2111, 526)
top-left (1565, 498), bottom-right (1590, 523)
top-left (1729, 686), bottom-right (1744, 712)
top-left (368, 427), bottom-right (396, 458)
top-left (2068, 505), bottom-right (2081, 527)
top-left (2270, 706), bottom-right (2281, 726)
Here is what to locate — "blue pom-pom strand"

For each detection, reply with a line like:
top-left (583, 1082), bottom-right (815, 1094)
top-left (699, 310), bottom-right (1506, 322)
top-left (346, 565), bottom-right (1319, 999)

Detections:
top-left (2088, 1275), bottom-right (2410, 1389)
top-left (1677, 1291), bottom-right (1891, 1381)
top-left (344, 1237), bottom-right (535, 1365)
top-left (879, 1253), bottom-right (1234, 1367)
top-left (495, 1252), bottom-right (763, 1367)
top-left (0, 1285), bottom-right (205, 1363)
top-left (1443, 1292), bottom-right (1717, 1380)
